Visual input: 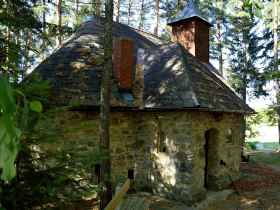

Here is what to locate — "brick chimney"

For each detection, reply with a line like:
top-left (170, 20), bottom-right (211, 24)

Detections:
top-left (113, 38), bottom-right (134, 90)
top-left (167, 0), bottom-right (212, 64)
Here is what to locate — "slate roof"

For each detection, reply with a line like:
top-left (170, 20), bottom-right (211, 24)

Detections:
top-left (167, 0), bottom-right (212, 26)
top-left (30, 18), bottom-right (254, 114)
top-left (30, 19), bottom-right (165, 107)
top-left (143, 43), bottom-right (253, 113)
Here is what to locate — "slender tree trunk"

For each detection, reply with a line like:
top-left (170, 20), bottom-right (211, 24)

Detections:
top-left (41, 0), bottom-right (46, 61)
top-left (242, 30), bottom-right (248, 102)
top-left (138, 0), bottom-right (145, 29)
top-left (127, 0), bottom-right (132, 26)
top-left (217, 20), bottom-right (223, 76)
top-left (23, 32), bottom-right (31, 80)
top-left (166, 0), bottom-right (170, 21)
top-left (56, 0), bottom-right (62, 47)
top-left (96, 0), bottom-right (101, 16)
top-left (216, 0), bottom-right (223, 76)
top-left (99, 0), bottom-right (113, 208)
top-left (43, 0), bottom-right (46, 40)
top-left (14, 31), bottom-right (20, 84)
top-left (154, 0), bottom-right (159, 36)
top-left (273, 0), bottom-right (280, 147)
top-left (5, 27), bottom-right (11, 77)
top-left (116, 0), bottom-right (120, 22)
top-left (75, 0), bottom-right (79, 15)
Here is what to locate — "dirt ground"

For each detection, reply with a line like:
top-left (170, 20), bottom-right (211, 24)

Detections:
top-left (204, 151), bottom-right (280, 210)
top-left (75, 151), bottom-right (280, 210)
top-left (147, 151), bottom-right (280, 210)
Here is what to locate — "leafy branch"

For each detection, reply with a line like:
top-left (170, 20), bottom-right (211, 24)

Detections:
top-left (0, 75), bottom-right (42, 182)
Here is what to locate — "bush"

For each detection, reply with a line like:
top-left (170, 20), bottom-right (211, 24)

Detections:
top-left (244, 141), bottom-right (259, 151)
top-left (0, 115), bottom-right (101, 209)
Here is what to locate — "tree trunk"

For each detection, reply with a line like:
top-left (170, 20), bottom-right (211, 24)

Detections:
top-left (138, 0), bottom-right (145, 29)
top-left (154, 0), bottom-right (159, 36)
top-left (116, 0), bottom-right (120, 22)
top-left (127, 0), bottom-right (132, 26)
top-left (96, 0), bottom-right (101, 16)
top-left (41, 0), bottom-right (46, 61)
top-left (273, 0), bottom-right (280, 147)
top-left (165, 0), bottom-right (170, 21)
top-left (99, 0), bottom-right (113, 208)
top-left (75, 0), bottom-right (79, 15)
top-left (242, 30), bottom-right (248, 102)
top-left (56, 0), bottom-right (62, 47)
top-left (216, 0), bottom-right (223, 76)
top-left (13, 31), bottom-right (20, 84)
top-left (22, 32), bottom-right (31, 80)
top-left (5, 27), bottom-right (11, 77)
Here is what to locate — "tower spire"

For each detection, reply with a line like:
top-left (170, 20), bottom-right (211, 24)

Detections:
top-left (168, 0), bottom-right (212, 26)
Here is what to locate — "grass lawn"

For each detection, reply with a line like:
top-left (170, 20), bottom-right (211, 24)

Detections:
top-left (262, 142), bottom-right (279, 150)
top-left (254, 155), bottom-right (280, 165)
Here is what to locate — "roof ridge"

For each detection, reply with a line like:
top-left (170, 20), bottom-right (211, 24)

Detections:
top-left (113, 20), bottom-right (167, 43)
top-left (173, 42), bottom-right (200, 107)
top-left (76, 18), bottom-right (168, 44)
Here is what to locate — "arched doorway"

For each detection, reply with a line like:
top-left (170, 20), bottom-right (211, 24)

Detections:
top-left (204, 128), bottom-right (219, 189)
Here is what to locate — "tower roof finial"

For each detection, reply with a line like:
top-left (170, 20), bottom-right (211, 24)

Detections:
top-left (167, 0), bottom-right (212, 26)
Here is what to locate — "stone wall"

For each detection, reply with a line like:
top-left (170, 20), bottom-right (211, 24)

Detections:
top-left (41, 109), bottom-right (245, 204)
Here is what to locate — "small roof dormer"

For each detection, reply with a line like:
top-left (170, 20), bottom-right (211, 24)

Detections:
top-left (167, 0), bottom-right (213, 63)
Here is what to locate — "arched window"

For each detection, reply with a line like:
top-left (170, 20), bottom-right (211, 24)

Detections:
top-left (226, 129), bottom-right (234, 144)
top-left (157, 131), bottom-right (166, 153)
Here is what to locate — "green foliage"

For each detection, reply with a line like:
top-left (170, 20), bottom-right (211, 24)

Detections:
top-left (1, 107), bottom-right (103, 209)
top-left (0, 74), bottom-right (43, 209)
top-left (1, 140), bottom-right (100, 208)
top-left (244, 141), bottom-right (259, 151)
top-left (263, 107), bottom-right (277, 125)
top-left (243, 0), bottom-right (265, 18)
top-left (0, 75), bottom-right (20, 182)
top-left (0, 75), bottom-right (42, 181)
top-left (246, 113), bottom-right (262, 140)
top-left (19, 75), bottom-right (53, 105)
top-left (30, 101), bottom-right (43, 113)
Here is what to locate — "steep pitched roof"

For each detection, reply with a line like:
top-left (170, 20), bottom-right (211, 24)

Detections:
top-left (31, 20), bottom-right (165, 107)
top-left (30, 19), bottom-right (254, 113)
top-left (143, 43), bottom-right (254, 113)
top-left (167, 0), bottom-right (212, 26)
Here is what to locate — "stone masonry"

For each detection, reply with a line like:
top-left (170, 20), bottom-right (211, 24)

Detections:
top-left (44, 109), bottom-right (245, 204)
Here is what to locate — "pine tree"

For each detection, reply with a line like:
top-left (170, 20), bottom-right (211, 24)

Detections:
top-left (225, 0), bottom-right (266, 101)
top-left (198, 0), bottom-right (229, 76)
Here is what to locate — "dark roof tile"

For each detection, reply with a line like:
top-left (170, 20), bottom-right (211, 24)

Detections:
top-left (30, 19), bottom-right (253, 113)
top-left (167, 0), bottom-right (212, 26)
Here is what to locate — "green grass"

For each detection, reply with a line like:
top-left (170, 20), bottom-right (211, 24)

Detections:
top-left (255, 156), bottom-right (280, 165)
top-left (262, 142), bottom-right (279, 150)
